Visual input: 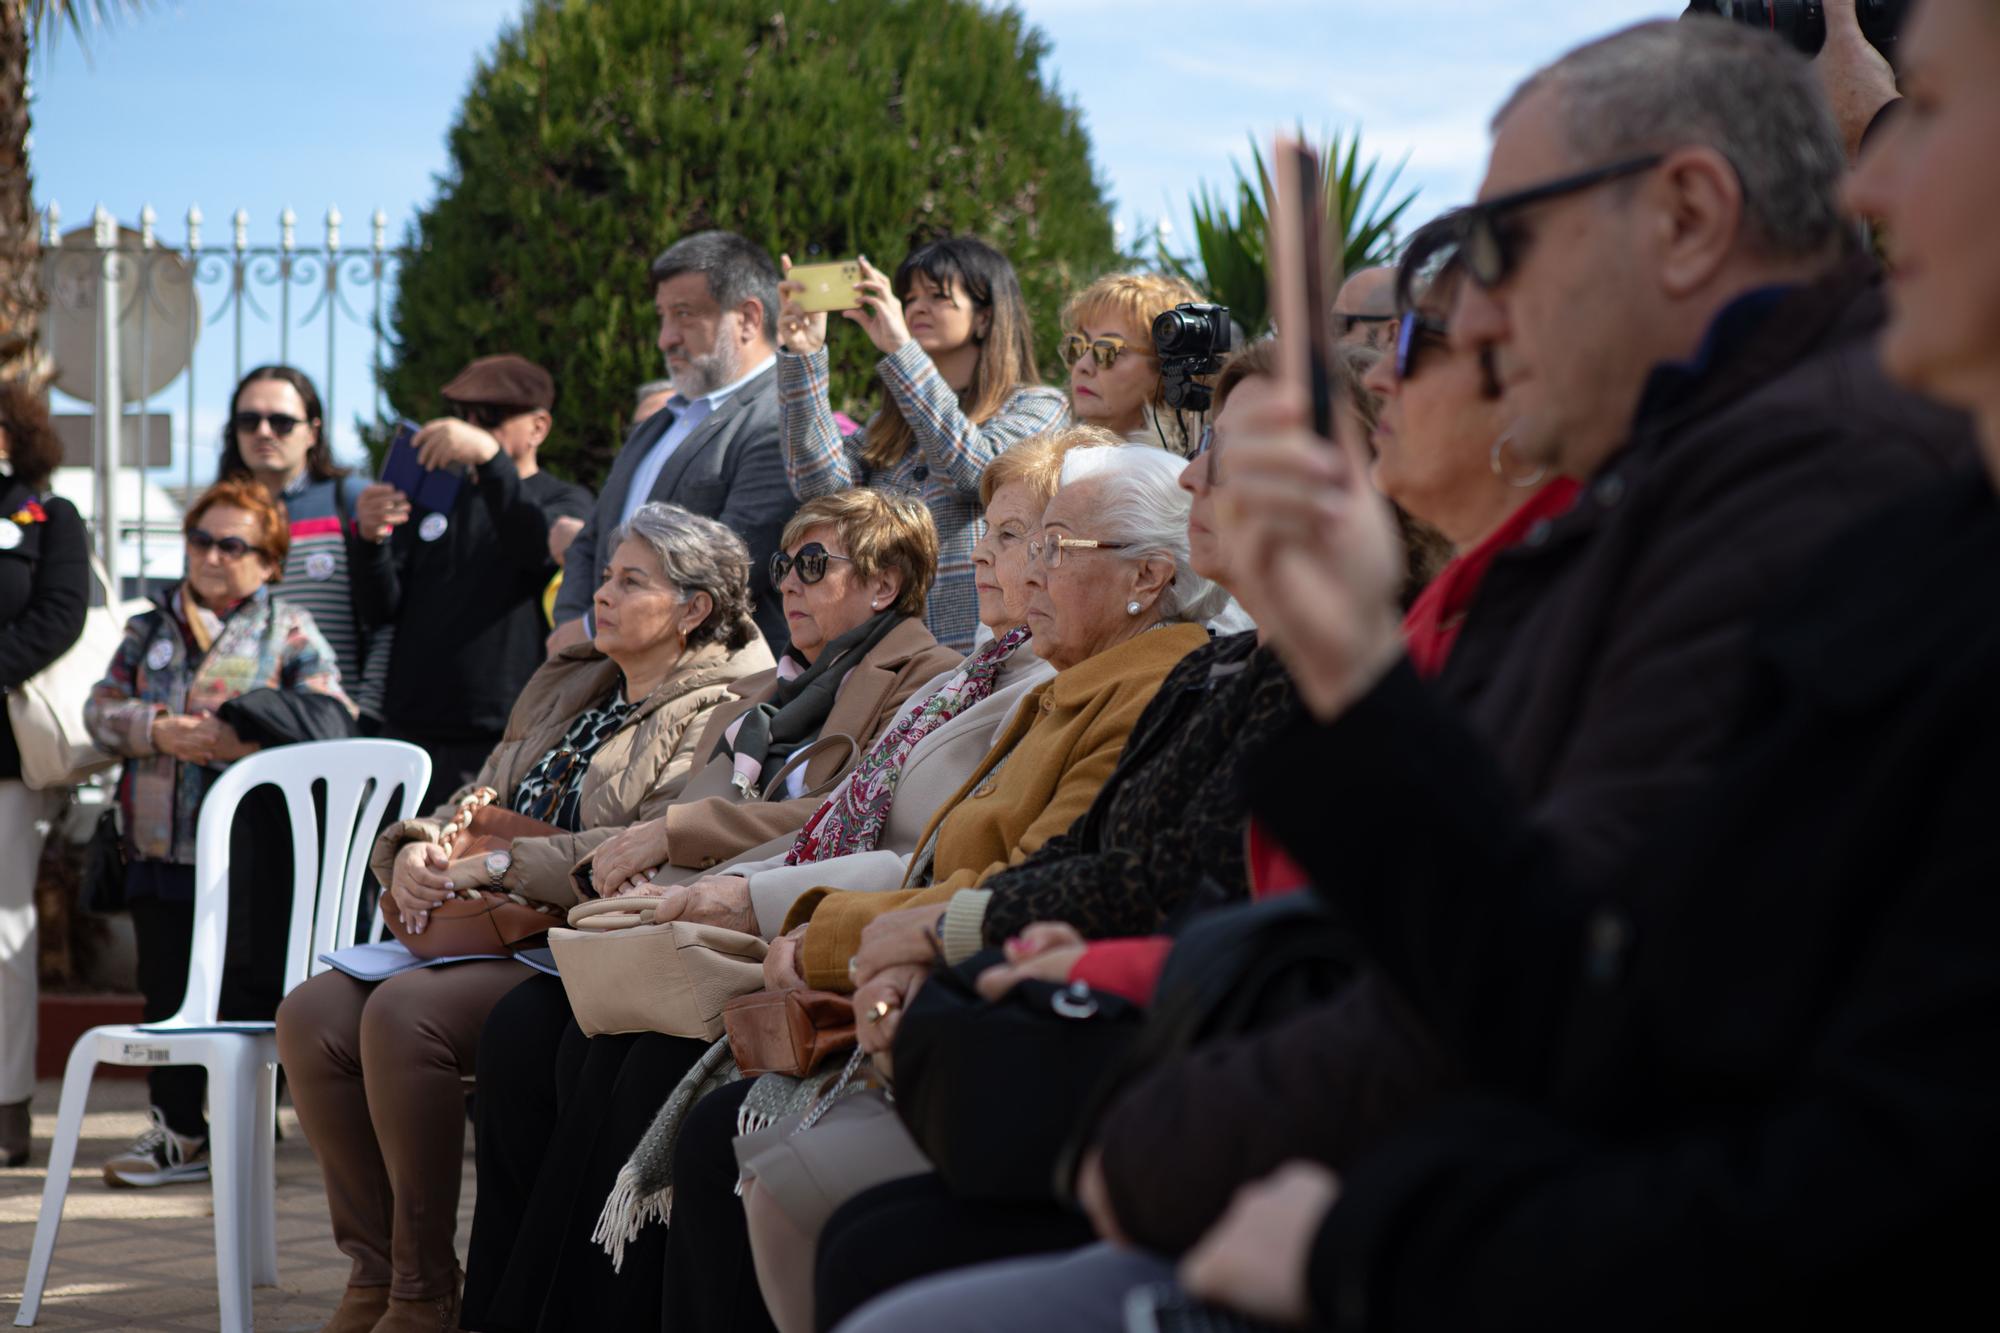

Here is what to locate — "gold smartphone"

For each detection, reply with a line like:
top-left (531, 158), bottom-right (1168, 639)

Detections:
top-left (788, 260), bottom-right (864, 313)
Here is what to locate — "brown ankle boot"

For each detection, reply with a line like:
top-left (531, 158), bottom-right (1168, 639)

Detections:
top-left (370, 1293), bottom-right (459, 1333)
top-left (316, 1284), bottom-right (389, 1333)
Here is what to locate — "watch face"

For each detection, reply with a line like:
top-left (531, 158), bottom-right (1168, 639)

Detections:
top-left (485, 851), bottom-right (510, 876)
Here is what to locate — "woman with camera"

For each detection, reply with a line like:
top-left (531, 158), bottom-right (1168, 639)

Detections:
top-left (777, 237), bottom-right (1068, 653)
top-left (0, 381), bottom-right (88, 1167)
top-left (84, 477), bottom-right (357, 1189)
top-left (276, 502), bottom-right (771, 1333)
top-left (1058, 272), bottom-right (1208, 450)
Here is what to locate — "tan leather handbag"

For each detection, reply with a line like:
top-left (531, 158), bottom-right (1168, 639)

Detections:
top-left (722, 988), bottom-right (857, 1077)
top-left (384, 792), bottom-right (565, 960)
top-left (548, 896), bottom-right (769, 1039)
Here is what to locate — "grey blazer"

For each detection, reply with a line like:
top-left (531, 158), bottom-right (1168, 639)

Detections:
top-left (556, 359), bottom-right (797, 648)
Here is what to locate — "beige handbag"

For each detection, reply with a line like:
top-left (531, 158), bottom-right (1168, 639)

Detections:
top-left (548, 896), bottom-right (769, 1040)
top-left (8, 553), bottom-right (151, 791)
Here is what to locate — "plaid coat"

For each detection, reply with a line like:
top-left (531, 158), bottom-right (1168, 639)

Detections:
top-left (777, 342), bottom-right (1069, 652)
top-left (85, 586), bottom-right (354, 863)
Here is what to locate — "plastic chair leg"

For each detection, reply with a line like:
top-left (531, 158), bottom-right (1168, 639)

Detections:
top-left (13, 1041), bottom-right (100, 1327)
top-left (250, 1058), bottom-right (279, 1286)
top-left (204, 1046), bottom-right (258, 1333)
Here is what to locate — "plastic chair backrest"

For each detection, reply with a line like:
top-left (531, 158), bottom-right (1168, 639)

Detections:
top-left (169, 738), bottom-right (432, 1027)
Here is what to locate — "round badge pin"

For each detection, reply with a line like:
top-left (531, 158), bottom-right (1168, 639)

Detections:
top-left (418, 513), bottom-right (449, 542)
top-left (304, 550), bottom-right (337, 581)
top-left (0, 523), bottom-right (20, 550)
top-left (145, 639), bottom-right (175, 671)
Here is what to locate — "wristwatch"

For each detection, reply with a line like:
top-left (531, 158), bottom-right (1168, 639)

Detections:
top-left (484, 850), bottom-right (512, 889)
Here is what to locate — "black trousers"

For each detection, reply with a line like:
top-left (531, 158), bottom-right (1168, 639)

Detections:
top-left (661, 1078), bottom-right (776, 1333)
top-left (813, 1174), bottom-right (1096, 1331)
top-left (129, 877), bottom-right (287, 1139)
top-left (460, 975), bottom-right (712, 1333)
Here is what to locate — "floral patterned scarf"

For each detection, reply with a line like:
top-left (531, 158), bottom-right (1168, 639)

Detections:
top-left (784, 625), bottom-right (1032, 865)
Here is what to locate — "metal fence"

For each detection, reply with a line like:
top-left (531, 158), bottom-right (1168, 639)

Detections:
top-left (38, 203), bottom-right (412, 594)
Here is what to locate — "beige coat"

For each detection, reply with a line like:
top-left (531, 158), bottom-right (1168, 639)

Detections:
top-left (718, 643), bottom-right (1057, 937)
top-left (370, 635), bottom-right (774, 907)
top-left (649, 617), bottom-right (965, 877)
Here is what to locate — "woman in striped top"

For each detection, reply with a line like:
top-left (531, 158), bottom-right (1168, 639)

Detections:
top-left (218, 366), bottom-right (380, 721)
top-left (775, 237), bottom-right (1068, 653)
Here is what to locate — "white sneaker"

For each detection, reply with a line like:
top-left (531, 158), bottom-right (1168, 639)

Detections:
top-left (102, 1108), bottom-right (210, 1188)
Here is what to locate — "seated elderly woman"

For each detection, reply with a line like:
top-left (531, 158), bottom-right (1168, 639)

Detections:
top-left (1059, 271), bottom-right (1206, 449)
top-left (84, 477), bottom-right (356, 1189)
top-left (458, 440), bottom-right (1219, 1333)
top-left (273, 502), bottom-right (771, 1333)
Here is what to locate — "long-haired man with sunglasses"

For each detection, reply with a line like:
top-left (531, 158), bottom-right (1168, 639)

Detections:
top-left (350, 354), bottom-right (595, 807)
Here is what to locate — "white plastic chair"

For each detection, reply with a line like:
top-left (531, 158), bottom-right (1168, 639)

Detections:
top-left (14, 738), bottom-right (431, 1332)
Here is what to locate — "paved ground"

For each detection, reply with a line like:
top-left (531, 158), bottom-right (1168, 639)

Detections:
top-left (0, 1077), bottom-right (475, 1331)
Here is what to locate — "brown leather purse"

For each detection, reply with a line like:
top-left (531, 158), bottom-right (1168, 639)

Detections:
top-left (385, 789), bottom-right (567, 960)
top-left (722, 988), bottom-right (858, 1077)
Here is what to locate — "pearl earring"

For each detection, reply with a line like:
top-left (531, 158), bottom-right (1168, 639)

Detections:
top-left (1126, 600), bottom-right (1142, 616)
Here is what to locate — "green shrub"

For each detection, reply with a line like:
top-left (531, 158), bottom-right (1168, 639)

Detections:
top-left (379, 0), bottom-right (1119, 485)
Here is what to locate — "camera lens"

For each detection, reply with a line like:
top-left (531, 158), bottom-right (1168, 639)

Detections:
top-left (1152, 308), bottom-right (1199, 358)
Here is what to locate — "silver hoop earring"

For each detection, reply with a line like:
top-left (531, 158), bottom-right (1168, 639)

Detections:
top-left (1489, 432), bottom-right (1548, 490)
top-left (1126, 600), bottom-right (1142, 616)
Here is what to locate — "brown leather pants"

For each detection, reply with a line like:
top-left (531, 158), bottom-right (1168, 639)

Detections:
top-left (275, 960), bottom-right (533, 1301)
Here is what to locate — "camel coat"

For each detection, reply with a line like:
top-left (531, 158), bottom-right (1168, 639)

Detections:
top-left (369, 635), bottom-right (774, 907)
top-left (648, 616), bottom-right (964, 879)
top-left (784, 622), bottom-right (1209, 990)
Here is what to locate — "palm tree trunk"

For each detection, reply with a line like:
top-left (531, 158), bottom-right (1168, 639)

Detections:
top-left (0, 0), bottom-right (46, 387)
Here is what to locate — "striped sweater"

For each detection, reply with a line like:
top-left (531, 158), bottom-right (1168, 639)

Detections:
top-left (778, 342), bottom-right (1069, 653)
top-left (273, 472), bottom-right (383, 720)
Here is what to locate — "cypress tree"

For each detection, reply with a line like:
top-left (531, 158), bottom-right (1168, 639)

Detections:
top-left (381, 0), bottom-right (1118, 485)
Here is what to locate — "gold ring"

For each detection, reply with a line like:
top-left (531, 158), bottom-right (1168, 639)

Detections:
top-left (866, 999), bottom-right (894, 1024)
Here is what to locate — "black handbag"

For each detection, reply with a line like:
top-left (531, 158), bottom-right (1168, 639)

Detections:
top-left (79, 804), bottom-right (128, 914)
top-left (890, 949), bottom-right (1142, 1203)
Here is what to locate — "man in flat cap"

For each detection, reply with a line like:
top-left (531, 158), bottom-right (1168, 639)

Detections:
top-left (352, 353), bottom-right (594, 806)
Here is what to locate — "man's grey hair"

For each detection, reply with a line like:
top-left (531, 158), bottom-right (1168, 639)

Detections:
top-left (648, 230), bottom-right (781, 341)
top-left (1495, 19), bottom-right (1849, 262)
top-left (606, 502), bottom-right (758, 653)
top-left (634, 378), bottom-right (675, 409)
top-left (1057, 444), bottom-right (1226, 626)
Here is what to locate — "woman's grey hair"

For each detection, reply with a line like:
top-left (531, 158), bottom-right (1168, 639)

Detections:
top-left (606, 502), bottom-right (757, 652)
top-left (1495, 19), bottom-right (1849, 263)
top-left (1057, 444), bottom-right (1226, 626)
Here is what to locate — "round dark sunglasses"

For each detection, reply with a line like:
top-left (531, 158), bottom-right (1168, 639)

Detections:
top-left (187, 528), bottom-right (268, 561)
top-left (453, 402), bottom-right (531, 431)
top-left (232, 411), bottom-right (306, 438)
top-left (1395, 311), bottom-right (1452, 381)
top-left (769, 541), bottom-right (854, 586)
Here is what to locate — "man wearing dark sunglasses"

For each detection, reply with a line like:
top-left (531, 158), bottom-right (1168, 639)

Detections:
top-left (351, 354), bottom-right (597, 806)
top-left (1332, 266), bottom-right (1399, 352)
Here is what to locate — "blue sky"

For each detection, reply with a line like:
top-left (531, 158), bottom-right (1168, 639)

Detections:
top-left (29, 0), bottom-right (1681, 481)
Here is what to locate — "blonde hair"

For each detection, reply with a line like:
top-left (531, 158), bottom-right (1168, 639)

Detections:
top-left (780, 489), bottom-right (941, 621)
top-left (1063, 271), bottom-right (1210, 451)
top-left (978, 423), bottom-right (1124, 509)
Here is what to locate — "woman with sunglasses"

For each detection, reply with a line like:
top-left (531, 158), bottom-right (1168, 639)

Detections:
top-left (219, 365), bottom-right (382, 720)
top-left (83, 477), bottom-right (356, 1189)
top-left (1059, 272), bottom-right (1207, 450)
top-left (777, 236), bottom-right (1068, 654)
top-left (1360, 212), bottom-right (1581, 676)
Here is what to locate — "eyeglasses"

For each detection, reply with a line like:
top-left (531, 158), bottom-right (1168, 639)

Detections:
top-left (232, 411), bottom-right (306, 438)
top-left (1026, 534), bottom-right (1131, 569)
top-left (1394, 311), bottom-right (1452, 381)
top-left (1060, 333), bottom-right (1148, 370)
top-left (1458, 154), bottom-right (1665, 289)
top-left (452, 402), bottom-right (529, 431)
top-left (769, 541), bottom-right (854, 586)
top-left (1193, 424), bottom-right (1215, 457)
top-left (1336, 313), bottom-right (1395, 337)
top-left (187, 528), bottom-right (268, 561)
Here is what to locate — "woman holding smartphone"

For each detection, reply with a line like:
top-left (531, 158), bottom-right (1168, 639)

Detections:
top-left (777, 237), bottom-right (1067, 653)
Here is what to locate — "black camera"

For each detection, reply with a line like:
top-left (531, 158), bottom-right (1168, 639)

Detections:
top-left (1680, 1), bottom-right (1908, 59)
top-left (1152, 303), bottom-right (1233, 413)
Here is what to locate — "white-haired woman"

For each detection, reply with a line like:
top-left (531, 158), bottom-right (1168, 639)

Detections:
top-left (277, 502), bottom-right (772, 1333)
top-left (627, 442), bottom-right (1222, 1333)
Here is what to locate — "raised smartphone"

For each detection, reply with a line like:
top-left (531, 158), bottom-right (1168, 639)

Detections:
top-left (788, 260), bottom-right (865, 313)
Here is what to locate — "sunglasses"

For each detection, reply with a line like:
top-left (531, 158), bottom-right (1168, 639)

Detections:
top-left (1337, 313), bottom-right (1396, 337)
top-left (1394, 311), bottom-right (1453, 381)
top-left (453, 402), bottom-right (529, 431)
top-left (1060, 333), bottom-right (1147, 370)
top-left (232, 411), bottom-right (307, 438)
top-left (1459, 154), bottom-right (1664, 289)
top-left (187, 528), bottom-right (268, 561)
top-left (769, 541), bottom-right (854, 586)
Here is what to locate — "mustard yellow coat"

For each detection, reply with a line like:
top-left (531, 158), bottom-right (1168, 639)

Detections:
top-left (784, 621), bottom-right (1209, 991)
